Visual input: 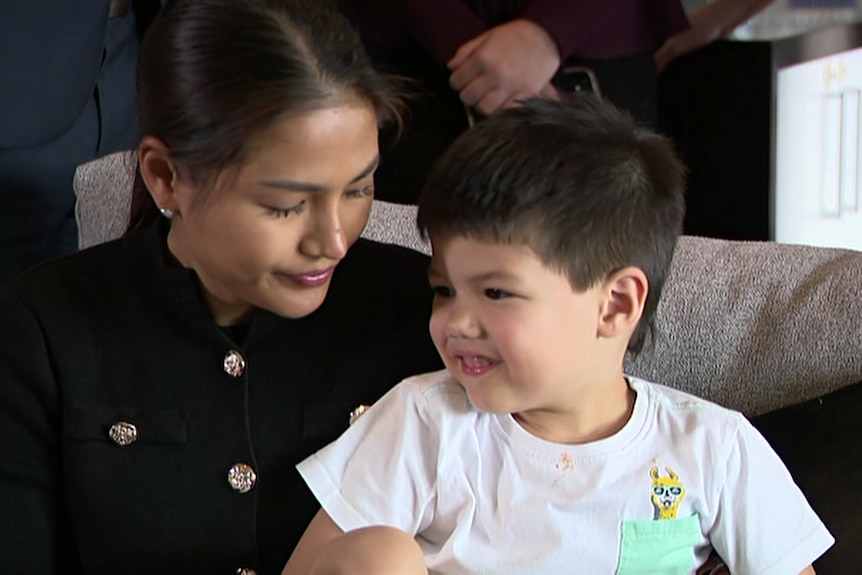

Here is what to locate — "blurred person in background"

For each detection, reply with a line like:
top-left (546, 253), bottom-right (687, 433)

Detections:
top-left (335, 0), bottom-right (690, 204)
top-left (0, 0), bottom-right (161, 283)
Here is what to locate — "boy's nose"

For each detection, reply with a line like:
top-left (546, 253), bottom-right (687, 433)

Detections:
top-left (444, 303), bottom-right (482, 339)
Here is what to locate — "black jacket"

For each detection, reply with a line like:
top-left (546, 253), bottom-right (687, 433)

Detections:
top-left (0, 221), bottom-right (442, 574)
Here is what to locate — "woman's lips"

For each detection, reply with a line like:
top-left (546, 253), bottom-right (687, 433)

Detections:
top-left (280, 267), bottom-right (334, 287)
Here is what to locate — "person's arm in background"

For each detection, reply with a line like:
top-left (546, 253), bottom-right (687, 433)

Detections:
top-left (519, 0), bottom-right (630, 65)
top-left (448, 0), bottom-right (629, 115)
top-left (656, 0), bottom-right (776, 72)
top-left (396, 0), bottom-right (488, 67)
top-left (447, 19), bottom-right (561, 116)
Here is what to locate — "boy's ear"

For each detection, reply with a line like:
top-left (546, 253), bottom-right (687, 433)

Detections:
top-left (597, 266), bottom-right (648, 339)
top-left (138, 135), bottom-right (183, 217)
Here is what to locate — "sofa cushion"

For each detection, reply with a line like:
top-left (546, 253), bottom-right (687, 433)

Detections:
top-left (74, 151), bottom-right (136, 249)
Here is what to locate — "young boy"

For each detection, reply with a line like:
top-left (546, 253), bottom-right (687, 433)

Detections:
top-left (283, 96), bottom-right (833, 575)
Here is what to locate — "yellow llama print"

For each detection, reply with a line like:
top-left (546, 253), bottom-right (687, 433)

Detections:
top-left (650, 466), bottom-right (686, 520)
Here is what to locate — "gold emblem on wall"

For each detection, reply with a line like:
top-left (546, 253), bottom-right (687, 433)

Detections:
top-left (824, 59), bottom-right (847, 89)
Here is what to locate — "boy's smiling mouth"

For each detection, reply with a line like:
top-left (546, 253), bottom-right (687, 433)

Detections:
top-left (456, 354), bottom-right (501, 376)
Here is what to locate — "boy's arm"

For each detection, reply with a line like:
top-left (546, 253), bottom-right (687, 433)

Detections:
top-left (282, 510), bottom-right (344, 575)
top-left (799, 566), bottom-right (815, 575)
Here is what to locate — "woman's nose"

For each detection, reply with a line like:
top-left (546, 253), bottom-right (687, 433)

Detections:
top-left (302, 206), bottom-right (348, 261)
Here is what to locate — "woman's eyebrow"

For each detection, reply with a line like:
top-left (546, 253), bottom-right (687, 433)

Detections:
top-left (258, 155), bottom-right (380, 193)
top-left (349, 154), bottom-right (380, 183)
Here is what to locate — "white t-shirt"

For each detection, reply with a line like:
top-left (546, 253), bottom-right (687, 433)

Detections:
top-left (298, 370), bottom-right (833, 575)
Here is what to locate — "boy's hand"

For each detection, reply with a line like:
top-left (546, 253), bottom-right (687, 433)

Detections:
top-left (447, 19), bottom-right (561, 116)
top-left (695, 549), bottom-right (730, 574)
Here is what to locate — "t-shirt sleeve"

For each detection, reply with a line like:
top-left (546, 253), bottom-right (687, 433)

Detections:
top-left (709, 417), bottom-right (834, 574)
top-left (297, 379), bottom-right (439, 535)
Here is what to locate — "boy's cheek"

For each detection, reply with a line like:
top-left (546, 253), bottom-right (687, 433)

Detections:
top-left (428, 314), bottom-right (447, 352)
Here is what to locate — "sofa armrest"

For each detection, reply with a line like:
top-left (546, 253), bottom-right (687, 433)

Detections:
top-left (625, 236), bottom-right (862, 416)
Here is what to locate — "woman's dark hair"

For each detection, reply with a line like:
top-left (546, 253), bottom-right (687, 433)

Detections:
top-left (417, 96), bottom-right (687, 354)
top-left (128, 0), bottom-right (403, 229)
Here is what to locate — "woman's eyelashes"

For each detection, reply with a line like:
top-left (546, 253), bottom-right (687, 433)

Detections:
top-left (266, 185), bottom-right (373, 217)
top-left (266, 200), bottom-right (306, 218)
top-left (345, 184), bottom-right (374, 199)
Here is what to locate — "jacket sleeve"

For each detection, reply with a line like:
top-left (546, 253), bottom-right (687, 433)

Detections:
top-left (520, 0), bottom-right (629, 60)
top-left (396, 0), bottom-right (488, 65)
top-left (0, 290), bottom-right (62, 572)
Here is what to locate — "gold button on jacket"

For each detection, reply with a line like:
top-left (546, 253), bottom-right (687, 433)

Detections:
top-left (0, 221), bottom-right (442, 572)
top-left (107, 421), bottom-right (138, 446)
top-left (224, 349), bottom-right (247, 378)
top-left (228, 463), bottom-right (257, 494)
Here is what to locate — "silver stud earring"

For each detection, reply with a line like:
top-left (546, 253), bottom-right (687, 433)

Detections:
top-left (159, 207), bottom-right (175, 219)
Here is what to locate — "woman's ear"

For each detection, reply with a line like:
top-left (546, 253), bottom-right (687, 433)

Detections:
top-left (597, 266), bottom-right (649, 340)
top-left (139, 136), bottom-right (181, 216)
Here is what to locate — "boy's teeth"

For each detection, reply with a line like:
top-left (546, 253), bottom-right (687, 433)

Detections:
top-left (463, 356), bottom-right (492, 367)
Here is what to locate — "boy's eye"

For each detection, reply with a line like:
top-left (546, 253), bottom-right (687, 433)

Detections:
top-left (267, 201), bottom-right (306, 218)
top-left (484, 288), bottom-right (509, 300)
top-left (431, 285), bottom-right (454, 298)
top-left (345, 185), bottom-right (375, 199)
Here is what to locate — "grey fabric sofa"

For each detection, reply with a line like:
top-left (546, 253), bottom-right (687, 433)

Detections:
top-left (75, 151), bottom-right (862, 573)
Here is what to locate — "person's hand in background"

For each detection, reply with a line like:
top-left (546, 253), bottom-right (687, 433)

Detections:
top-left (656, 0), bottom-right (776, 72)
top-left (448, 19), bottom-right (560, 116)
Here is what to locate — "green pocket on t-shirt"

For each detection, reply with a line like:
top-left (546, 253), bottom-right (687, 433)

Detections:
top-left (616, 514), bottom-right (701, 575)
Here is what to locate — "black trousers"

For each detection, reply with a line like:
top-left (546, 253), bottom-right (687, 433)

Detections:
top-left (0, 11), bottom-right (141, 284)
top-left (368, 44), bottom-right (658, 205)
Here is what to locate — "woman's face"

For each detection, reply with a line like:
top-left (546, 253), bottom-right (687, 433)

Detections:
top-left (167, 101), bottom-right (379, 324)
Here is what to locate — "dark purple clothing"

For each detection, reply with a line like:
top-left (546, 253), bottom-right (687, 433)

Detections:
top-left (335, 0), bottom-right (689, 204)
top-left (338, 0), bottom-right (689, 65)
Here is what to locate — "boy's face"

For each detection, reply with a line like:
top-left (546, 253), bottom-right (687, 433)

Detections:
top-left (428, 234), bottom-right (608, 422)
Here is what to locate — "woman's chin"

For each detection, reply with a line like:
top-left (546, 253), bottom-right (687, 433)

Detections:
top-left (265, 286), bottom-right (331, 319)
